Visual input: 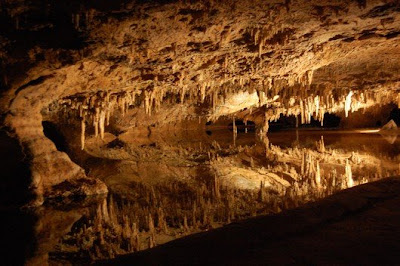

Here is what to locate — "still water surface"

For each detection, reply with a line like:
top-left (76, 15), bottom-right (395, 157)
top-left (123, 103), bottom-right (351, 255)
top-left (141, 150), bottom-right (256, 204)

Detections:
top-left (3, 129), bottom-right (400, 265)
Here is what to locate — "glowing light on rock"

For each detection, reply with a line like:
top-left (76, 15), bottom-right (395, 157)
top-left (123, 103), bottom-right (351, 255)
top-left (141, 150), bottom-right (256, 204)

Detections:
top-left (345, 91), bottom-right (353, 118)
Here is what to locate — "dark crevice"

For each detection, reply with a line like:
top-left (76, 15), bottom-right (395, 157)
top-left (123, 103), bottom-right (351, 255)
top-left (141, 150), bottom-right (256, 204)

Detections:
top-left (361, 3), bottom-right (400, 19)
top-left (15, 75), bottom-right (53, 95)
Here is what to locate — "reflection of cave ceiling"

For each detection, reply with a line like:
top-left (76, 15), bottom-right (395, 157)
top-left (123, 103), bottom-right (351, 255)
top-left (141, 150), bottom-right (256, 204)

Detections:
top-left (1, 0), bottom-right (400, 204)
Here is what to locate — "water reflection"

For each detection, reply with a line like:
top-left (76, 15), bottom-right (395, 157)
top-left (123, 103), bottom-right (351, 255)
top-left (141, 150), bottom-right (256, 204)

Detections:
top-left (11, 129), bottom-right (400, 264)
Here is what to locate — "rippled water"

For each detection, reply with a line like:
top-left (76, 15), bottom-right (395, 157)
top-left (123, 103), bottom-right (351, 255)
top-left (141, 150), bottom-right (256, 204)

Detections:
top-left (3, 129), bottom-right (400, 265)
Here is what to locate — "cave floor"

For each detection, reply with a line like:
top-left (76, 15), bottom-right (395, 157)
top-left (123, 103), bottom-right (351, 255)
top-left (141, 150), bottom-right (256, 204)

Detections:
top-left (103, 177), bottom-right (400, 265)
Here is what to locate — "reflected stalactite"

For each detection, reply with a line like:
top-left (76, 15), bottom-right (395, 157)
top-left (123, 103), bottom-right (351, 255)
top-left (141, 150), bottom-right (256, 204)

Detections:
top-left (317, 136), bottom-right (325, 153)
top-left (345, 159), bottom-right (354, 188)
top-left (315, 160), bottom-right (321, 189)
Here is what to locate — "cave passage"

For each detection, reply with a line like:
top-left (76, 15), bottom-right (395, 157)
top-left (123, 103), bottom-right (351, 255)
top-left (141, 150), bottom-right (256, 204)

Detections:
top-left (1, 0), bottom-right (400, 264)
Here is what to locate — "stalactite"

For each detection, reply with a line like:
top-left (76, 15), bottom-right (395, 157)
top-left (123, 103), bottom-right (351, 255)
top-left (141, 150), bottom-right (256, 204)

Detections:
top-left (300, 99), bottom-right (304, 124)
top-left (306, 69), bottom-right (314, 85)
top-left (99, 110), bottom-right (105, 139)
top-left (200, 84), bottom-right (206, 102)
top-left (314, 95), bottom-right (320, 118)
top-left (56, 80), bottom-right (397, 155)
top-left (344, 91), bottom-right (353, 118)
top-left (319, 108), bottom-right (325, 126)
top-left (212, 90), bottom-right (218, 112)
top-left (144, 90), bottom-right (150, 115)
top-left (180, 86), bottom-right (186, 103)
top-left (232, 116), bottom-right (237, 136)
top-left (81, 118), bottom-right (86, 150)
top-left (94, 107), bottom-right (99, 138)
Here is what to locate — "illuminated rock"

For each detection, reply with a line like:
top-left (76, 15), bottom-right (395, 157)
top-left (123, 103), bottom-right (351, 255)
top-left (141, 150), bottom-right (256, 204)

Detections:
top-left (0, 0), bottom-right (400, 204)
top-left (381, 119), bottom-right (398, 131)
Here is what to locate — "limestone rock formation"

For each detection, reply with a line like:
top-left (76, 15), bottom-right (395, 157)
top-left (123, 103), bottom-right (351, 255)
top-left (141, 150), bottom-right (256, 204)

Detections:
top-left (0, 0), bottom-right (400, 204)
top-left (381, 119), bottom-right (398, 131)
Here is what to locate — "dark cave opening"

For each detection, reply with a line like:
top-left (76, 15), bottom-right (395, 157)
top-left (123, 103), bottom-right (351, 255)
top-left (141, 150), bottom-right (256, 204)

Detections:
top-left (0, 131), bottom-right (32, 206)
top-left (42, 121), bottom-right (68, 152)
top-left (389, 106), bottom-right (400, 126)
top-left (268, 113), bottom-right (341, 131)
